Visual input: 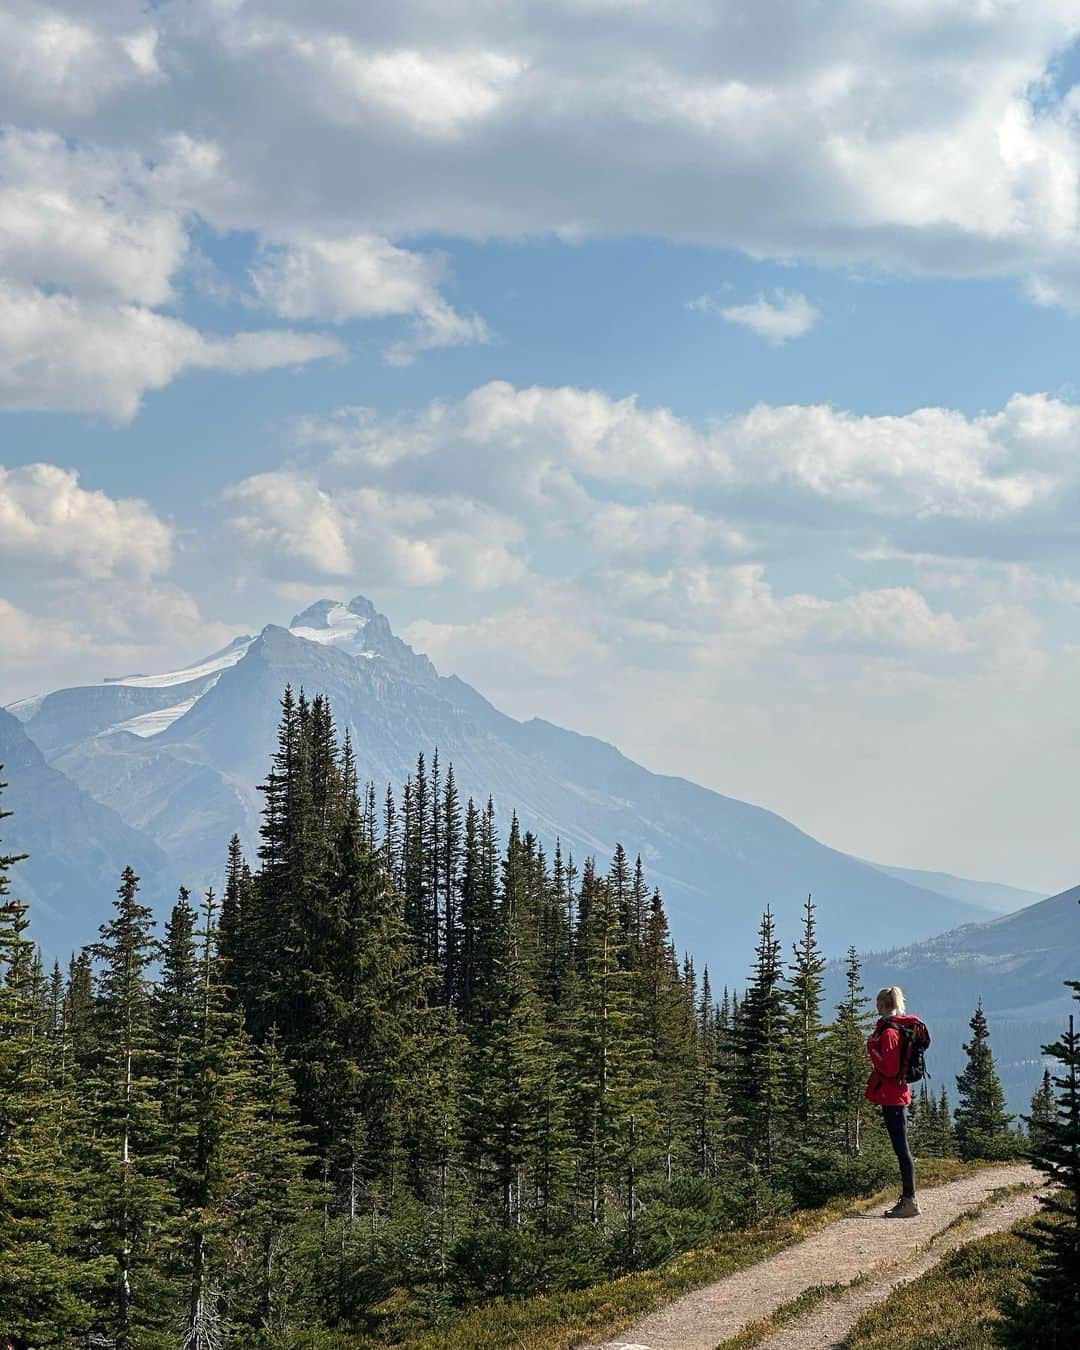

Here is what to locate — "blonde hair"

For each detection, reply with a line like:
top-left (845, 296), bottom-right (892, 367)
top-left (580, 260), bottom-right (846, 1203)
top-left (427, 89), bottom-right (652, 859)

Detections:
top-left (876, 986), bottom-right (906, 1015)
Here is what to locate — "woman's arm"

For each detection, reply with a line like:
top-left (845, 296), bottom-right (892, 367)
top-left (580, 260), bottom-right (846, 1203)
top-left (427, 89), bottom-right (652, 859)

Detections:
top-left (868, 1025), bottom-right (902, 1079)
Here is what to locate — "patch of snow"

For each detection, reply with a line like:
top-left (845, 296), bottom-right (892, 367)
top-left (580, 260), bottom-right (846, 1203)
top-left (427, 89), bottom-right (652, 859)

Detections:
top-left (5, 693), bottom-right (45, 721)
top-left (101, 689), bottom-right (209, 739)
top-left (289, 604), bottom-right (371, 653)
top-left (106, 637), bottom-right (254, 689)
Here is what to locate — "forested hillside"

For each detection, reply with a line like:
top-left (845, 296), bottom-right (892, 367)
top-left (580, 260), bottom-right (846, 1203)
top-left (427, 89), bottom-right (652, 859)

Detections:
top-left (5, 595), bottom-right (996, 973)
top-left (0, 688), bottom-right (1028, 1347)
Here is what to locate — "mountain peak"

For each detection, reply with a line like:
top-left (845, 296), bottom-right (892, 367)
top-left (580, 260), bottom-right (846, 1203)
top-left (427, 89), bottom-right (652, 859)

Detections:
top-left (288, 594), bottom-right (379, 632)
top-left (285, 595), bottom-right (437, 685)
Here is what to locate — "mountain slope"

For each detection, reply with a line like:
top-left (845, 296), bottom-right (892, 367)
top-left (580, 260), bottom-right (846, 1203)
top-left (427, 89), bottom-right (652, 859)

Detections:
top-left (836, 883), bottom-right (1080, 1108)
top-left (853, 884), bottom-right (1080, 1022)
top-left (866, 863), bottom-right (1042, 916)
top-left (0, 708), bottom-right (168, 953)
top-left (7, 595), bottom-right (1001, 984)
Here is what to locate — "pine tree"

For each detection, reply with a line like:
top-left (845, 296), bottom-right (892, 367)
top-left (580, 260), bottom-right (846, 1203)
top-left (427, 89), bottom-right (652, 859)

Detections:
top-left (1028, 1068), bottom-right (1057, 1150)
top-left (1003, 994), bottom-right (1080, 1346)
top-left (228, 1031), bottom-right (320, 1338)
top-left (218, 834), bottom-right (253, 1009)
top-left (954, 1001), bottom-right (1015, 1159)
top-left (824, 947), bottom-right (872, 1156)
top-left (564, 863), bottom-right (652, 1227)
top-left (783, 894), bottom-right (827, 1142)
top-left (442, 763), bottom-right (463, 1008)
top-left (172, 888), bottom-right (302, 1349)
top-left (332, 787), bottom-right (431, 1223)
top-left (86, 866), bottom-right (179, 1346)
top-left (689, 967), bottom-right (727, 1176)
top-left (157, 888), bottom-right (199, 1134)
top-left (0, 780), bottom-right (105, 1343)
top-left (464, 829), bottom-right (557, 1238)
top-left (635, 889), bottom-right (693, 1184)
top-left (729, 909), bottom-right (785, 1176)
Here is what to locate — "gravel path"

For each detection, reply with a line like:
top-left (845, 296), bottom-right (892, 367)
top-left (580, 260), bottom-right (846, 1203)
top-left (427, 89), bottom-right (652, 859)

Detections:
top-left (581, 1163), bottom-right (1041, 1350)
top-left (753, 1181), bottom-right (1042, 1350)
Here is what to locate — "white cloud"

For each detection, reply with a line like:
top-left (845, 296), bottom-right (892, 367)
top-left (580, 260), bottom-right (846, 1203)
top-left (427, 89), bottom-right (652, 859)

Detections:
top-left (296, 381), bottom-right (1076, 536)
top-left (0, 463), bottom-right (172, 578)
top-left (0, 282), bottom-right (342, 421)
top-left (0, 128), bottom-right (346, 418)
top-left (251, 234), bottom-right (442, 323)
top-left (0, 585), bottom-right (236, 698)
top-left (221, 470), bottom-right (525, 589)
top-left (279, 37), bottom-right (525, 139)
top-left (0, 128), bottom-right (186, 306)
top-left (221, 471), bottom-right (354, 576)
top-left (404, 584), bottom-right (610, 686)
top-left (0, 596), bottom-right (81, 664)
top-left (9, 0), bottom-right (1080, 429)
top-left (2, 1), bottom-right (1080, 309)
top-left (590, 501), bottom-right (748, 561)
top-left (44, 0), bottom-right (1074, 305)
top-left (250, 232), bottom-right (491, 361)
top-left (0, 3), bottom-right (161, 118)
top-left (591, 564), bottom-right (968, 655)
top-left (704, 290), bottom-right (820, 345)
top-left (720, 398), bottom-right (1059, 520)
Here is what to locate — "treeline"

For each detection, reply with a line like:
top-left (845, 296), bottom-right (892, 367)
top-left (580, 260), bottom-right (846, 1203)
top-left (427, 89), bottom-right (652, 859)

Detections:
top-left (0, 689), bottom-right (1049, 1346)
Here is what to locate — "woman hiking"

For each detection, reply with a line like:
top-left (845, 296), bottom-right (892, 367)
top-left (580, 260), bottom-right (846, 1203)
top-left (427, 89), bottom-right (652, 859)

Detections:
top-left (866, 985), bottom-right (920, 1218)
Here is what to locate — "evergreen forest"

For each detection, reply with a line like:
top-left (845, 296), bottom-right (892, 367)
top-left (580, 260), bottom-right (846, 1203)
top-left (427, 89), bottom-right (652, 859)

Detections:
top-left (0, 687), bottom-right (1075, 1348)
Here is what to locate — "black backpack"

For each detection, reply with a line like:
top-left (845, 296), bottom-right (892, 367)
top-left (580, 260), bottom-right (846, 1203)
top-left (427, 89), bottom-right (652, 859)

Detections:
top-left (883, 1017), bottom-right (931, 1083)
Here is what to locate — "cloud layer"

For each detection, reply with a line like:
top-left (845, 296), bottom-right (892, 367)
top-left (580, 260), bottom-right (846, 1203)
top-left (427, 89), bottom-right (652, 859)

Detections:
top-left (4, 2), bottom-right (1080, 416)
top-left (8, 2), bottom-right (1079, 277)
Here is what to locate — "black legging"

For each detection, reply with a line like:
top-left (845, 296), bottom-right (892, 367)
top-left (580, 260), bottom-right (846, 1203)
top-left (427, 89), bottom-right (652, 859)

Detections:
top-left (882, 1105), bottom-right (916, 1198)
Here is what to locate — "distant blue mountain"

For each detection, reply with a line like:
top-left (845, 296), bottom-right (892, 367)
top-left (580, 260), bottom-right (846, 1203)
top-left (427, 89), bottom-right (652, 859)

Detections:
top-left (0, 707), bottom-right (168, 953)
top-left (865, 862), bottom-right (1041, 916)
top-left (830, 883), bottom-right (1080, 1110)
top-left (7, 595), bottom-right (1005, 983)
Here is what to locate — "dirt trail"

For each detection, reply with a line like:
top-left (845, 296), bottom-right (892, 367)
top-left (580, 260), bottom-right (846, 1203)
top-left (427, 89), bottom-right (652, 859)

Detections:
top-left (753, 1182), bottom-right (1041, 1350)
top-left (581, 1163), bottom-right (1040, 1350)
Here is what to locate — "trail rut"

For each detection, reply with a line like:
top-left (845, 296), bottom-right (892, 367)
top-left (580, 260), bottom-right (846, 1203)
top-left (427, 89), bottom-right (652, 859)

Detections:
top-left (581, 1163), bottom-right (1041, 1350)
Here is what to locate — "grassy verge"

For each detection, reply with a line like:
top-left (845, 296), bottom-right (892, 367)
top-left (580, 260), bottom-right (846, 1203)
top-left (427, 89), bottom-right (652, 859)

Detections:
top-left (844, 1218), bottom-right (1040, 1350)
top-left (329, 1158), bottom-right (996, 1350)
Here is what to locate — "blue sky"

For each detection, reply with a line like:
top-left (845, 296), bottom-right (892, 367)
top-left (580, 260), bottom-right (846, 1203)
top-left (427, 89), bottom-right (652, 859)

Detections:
top-left (5, 0), bottom-right (1080, 891)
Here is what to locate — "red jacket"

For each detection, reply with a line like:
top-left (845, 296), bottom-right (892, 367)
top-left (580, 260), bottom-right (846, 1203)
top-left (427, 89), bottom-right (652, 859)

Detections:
top-left (865, 1014), bottom-right (917, 1107)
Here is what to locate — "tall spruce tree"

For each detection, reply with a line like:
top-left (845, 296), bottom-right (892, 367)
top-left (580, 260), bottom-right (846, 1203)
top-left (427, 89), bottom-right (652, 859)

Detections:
top-left (228, 1031), bottom-right (320, 1338)
top-left (635, 889), bottom-right (694, 1184)
top-left (564, 863), bottom-right (652, 1226)
top-left (0, 781), bottom-right (105, 1343)
top-left (783, 894), bottom-right (827, 1142)
top-left (825, 947), bottom-right (872, 1155)
top-left (730, 909), bottom-right (785, 1176)
top-left (86, 867), bottom-right (179, 1347)
top-left (1003, 993), bottom-right (1080, 1346)
top-left (954, 1001), bottom-right (1015, 1159)
top-left (463, 907), bottom-right (548, 1232)
top-left (1028, 1068), bottom-right (1057, 1149)
top-left (689, 967), bottom-right (727, 1176)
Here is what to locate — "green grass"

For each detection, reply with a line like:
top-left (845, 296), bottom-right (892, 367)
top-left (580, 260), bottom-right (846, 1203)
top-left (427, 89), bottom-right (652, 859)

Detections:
top-left (844, 1219), bottom-right (1041, 1350)
top-left (322, 1158), bottom-right (994, 1349)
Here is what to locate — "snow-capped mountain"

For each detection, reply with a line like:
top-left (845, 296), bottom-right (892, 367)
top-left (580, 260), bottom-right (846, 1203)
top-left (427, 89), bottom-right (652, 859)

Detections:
top-left (5, 594), bottom-right (1020, 975)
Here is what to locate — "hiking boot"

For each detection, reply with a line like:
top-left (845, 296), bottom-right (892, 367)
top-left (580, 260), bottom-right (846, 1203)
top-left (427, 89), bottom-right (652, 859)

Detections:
top-left (884, 1195), bottom-right (921, 1218)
